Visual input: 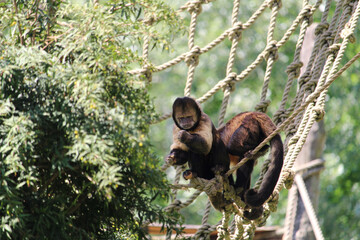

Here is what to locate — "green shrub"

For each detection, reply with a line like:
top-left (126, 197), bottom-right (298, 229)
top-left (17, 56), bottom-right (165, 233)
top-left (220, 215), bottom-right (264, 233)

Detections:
top-left (0, 1), bottom-right (183, 239)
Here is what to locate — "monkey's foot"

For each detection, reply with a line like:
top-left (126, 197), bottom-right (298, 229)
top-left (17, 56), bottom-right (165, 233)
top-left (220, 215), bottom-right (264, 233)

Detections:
top-left (183, 170), bottom-right (196, 180)
top-left (243, 206), bottom-right (264, 220)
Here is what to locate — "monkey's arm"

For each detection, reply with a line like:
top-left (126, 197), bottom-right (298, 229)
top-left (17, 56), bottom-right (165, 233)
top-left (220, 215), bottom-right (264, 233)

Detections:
top-left (178, 130), bottom-right (212, 155)
top-left (179, 115), bottom-right (213, 155)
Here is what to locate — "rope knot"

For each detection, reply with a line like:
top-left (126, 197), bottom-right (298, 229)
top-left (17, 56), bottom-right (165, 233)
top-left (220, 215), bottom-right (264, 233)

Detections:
top-left (323, 30), bottom-right (334, 45)
top-left (273, 109), bottom-right (289, 125)
top-left (304, 78), bottom-right (317, 92)
top-left (217, 225), bottom-right (230, 239)
top-left (202, 177), bottom-right (223, 197)
top-left (164, 199), bottom-right (182, 212)
top-left (185, 46), bottom-right (201, 66)
top-left (255, 100), bottom-right (271, 113)
top-left (301, 5), bottom-right (314, 25)
top-left (228, 22), bottom-right (243, 41)
top-left (187, 1), bottom-right (202, 14)
top-left (194, 224), bottom-right (212, 238)
top-left (225, 72), bottom-right (238, 92)
top-left (264, 40), bottom-right (279, 61)
top-left (267, 193), bottom-right (279, 212)
top-left (143, 64), bottom-right (153, 82)
top-left (327, 43), bottom-right (341, 55)
top-left (283, 168), bottom-right (295, 189)
top-left (298, 71), bottom-right (311, 87)
top-left (340, 24), bottom-right (356, 42)
top-left (315, 23), bottom-right (329, 36)
top-left (286, 61), bottom-right (303, 78)
top-left (313, 106), bottom-right (325, 121)
top-left (268, 0), bottom-right (282, 9)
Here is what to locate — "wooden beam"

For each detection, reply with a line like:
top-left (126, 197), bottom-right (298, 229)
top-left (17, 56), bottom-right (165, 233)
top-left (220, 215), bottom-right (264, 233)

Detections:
top-left (147, 224), bottom-right (283, 239)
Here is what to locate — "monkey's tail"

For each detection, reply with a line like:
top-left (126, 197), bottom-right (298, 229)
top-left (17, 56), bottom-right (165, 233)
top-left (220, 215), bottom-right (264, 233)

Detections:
top-left (244, 133), bottom-right (284, 207)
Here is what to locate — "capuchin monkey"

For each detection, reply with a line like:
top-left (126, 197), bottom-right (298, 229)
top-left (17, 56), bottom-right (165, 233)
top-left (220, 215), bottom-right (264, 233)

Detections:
top-left (166, 97), bottom-right (283, 219)
top-left (218, 112), bottom-right (284, 218)
top-left (166, 97), bottom-right (233, 210)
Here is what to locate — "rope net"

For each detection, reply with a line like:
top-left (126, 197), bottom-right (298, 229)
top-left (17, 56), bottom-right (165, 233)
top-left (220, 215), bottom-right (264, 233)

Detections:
top-left (130, 0), bottom-right (360, 239)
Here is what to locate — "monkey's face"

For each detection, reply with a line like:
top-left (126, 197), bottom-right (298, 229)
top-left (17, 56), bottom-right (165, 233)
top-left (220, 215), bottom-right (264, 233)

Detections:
top-left (172, 97), bottom-right (201, 131)
top-left (177, 115), bottom-right (196, 130)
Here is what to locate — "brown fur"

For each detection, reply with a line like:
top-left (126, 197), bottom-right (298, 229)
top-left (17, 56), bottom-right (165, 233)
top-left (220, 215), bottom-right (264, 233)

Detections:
top-left (218, 111), bottom-right (283, 217)
top-left (171, 113), bottom-right (213, 155)
top-left (167, 97), bottom-right (233, 211)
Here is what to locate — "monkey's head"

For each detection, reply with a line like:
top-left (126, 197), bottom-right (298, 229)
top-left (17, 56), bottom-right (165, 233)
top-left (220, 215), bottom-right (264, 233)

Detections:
top-left (172, 97), bottom-right (201, 131)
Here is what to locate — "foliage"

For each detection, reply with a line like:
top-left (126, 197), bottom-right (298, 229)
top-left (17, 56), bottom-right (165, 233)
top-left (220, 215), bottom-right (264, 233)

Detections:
top-left (0, 0), bottom-right (183, 239)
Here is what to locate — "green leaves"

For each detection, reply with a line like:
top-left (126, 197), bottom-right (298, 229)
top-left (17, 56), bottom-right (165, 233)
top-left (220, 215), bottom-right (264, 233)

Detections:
top-left (0, 0), bottom-right (182, 239)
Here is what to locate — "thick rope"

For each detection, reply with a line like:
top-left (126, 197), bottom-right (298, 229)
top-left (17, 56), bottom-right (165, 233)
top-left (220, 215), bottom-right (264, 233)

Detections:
top-left (127, 0), bottom-right (269, 76)
top-left (154, 0), bottom-right (323, 123)
top-left (255, 0), bottom-right (281, 113)
top-left (184, 1), bottom-right (202, 96)
top-left (283, 185), bottom-right (299, 240)
top-left (294, 175), bottom-right (324, 240)
top-left (218, 0), bottom-right (242, 127)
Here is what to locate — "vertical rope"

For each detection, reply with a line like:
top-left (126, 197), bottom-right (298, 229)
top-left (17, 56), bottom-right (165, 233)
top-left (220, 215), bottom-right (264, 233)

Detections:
top-left (201, 198), bottom-right (212, 226)
top-left (184, 3), bottom-right (202, 96)
top-left (255, 0), bottom-right (281, 113)
top-left (274, 0), bottom-right (311, 123)
top-left (295, 175), bottom-right (325, 240)
top-left (171, 165), bottom-right (185, 200)
top-left (218, 0), bottom-right (242, 127)
top-left (217, 207), bottom-right (231, 240)
top-left (142, 13), bottom-right (154, 83)
top-left (232, 215), bottom-right (245, 240)
top-left (283, 185), bottom-right (299, 240)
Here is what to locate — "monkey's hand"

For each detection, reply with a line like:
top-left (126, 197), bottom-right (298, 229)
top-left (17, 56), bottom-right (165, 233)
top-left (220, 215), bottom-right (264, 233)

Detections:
top-left (166, 149), bottom-right (188, 166)
top-left (166, 152), bottom-right (176, 165)
top-left (178, 130), bottom-right (192, 143)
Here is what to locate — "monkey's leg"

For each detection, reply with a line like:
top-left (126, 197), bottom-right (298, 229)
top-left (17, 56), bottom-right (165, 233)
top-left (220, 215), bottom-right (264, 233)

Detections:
top-left (235, 161), bottom-right (254, 197)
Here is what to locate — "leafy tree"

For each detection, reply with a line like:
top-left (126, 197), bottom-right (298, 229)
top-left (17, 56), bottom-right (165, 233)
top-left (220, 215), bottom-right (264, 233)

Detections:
top-left (0, 0), bottom-right (183, 239)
